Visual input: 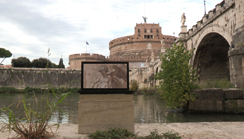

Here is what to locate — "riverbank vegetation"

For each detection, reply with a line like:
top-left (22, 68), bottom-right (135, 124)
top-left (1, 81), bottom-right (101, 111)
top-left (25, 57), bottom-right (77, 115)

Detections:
top-left (88, 128), bottom-right (182, 139)
top-left (0, 86), bottom-right (80, 94)
top-left (155, 43), bottom-right (198, 109)
top-left (198, 79), bottom-right (234, 89)
top-left (0, 48), bottom-right (71, 138)
top-left (130, 79), bottom-right (139, 92)
top-left (0, 87), bottom-right (70, 138)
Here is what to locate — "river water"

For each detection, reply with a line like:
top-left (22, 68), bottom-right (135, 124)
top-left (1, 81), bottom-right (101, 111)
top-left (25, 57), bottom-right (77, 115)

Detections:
top-left (0, 92), bottom-right (244, 124)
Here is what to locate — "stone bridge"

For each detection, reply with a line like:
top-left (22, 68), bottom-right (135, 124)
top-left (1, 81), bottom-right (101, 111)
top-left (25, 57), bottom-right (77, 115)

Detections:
top-left (177, 0), bottom-right (244, 87)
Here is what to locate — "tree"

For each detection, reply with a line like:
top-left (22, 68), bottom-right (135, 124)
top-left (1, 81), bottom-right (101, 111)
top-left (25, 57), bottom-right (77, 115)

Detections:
top-left (155, 43), bottom-right (198, 109)
top-left (0, 48), bottom-right (12, 64)
top-left (12, 57), bottom-right (32, 67)
top-left (32, 58), bottom-right (58, 68)
top-left (58, 58), bottom-right (65, 68)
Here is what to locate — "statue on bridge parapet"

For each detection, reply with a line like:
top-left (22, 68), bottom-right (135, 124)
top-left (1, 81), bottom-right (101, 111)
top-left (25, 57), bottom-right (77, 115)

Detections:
top-left (181, 13), bottom-right (186, 26)
top-left (161, 39), bottom-right (166, 53)
top-left (180, 13), bottom-right (187, 34)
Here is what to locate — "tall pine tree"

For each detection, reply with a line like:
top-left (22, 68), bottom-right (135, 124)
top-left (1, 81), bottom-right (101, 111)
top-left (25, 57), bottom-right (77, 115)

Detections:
top-left (58, 58), bottom-right (65, 68)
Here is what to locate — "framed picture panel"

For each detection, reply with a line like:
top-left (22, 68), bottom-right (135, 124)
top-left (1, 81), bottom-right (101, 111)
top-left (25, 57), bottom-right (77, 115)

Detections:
top-left (81, 62), bottom-right (129, 93)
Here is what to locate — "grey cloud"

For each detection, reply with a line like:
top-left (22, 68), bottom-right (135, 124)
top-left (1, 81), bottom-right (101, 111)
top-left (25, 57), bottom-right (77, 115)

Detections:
top-left (0, 1), bottom-right (87, 40)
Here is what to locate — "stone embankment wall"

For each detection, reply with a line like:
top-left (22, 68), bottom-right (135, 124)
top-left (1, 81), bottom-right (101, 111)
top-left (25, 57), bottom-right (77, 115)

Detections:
top-left (229, 47), bottom-right (244, 88)
top-left (0, 68), bottom-right (81, 89)
top-left (189, 88), bottom-right (244, 113)
top-left (130, 65), bottom-right (155, 88)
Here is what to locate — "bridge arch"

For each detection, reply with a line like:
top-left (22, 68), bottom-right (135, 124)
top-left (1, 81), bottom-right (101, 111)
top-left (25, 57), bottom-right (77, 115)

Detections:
top-left (192, 25), bottom-right (231, 82)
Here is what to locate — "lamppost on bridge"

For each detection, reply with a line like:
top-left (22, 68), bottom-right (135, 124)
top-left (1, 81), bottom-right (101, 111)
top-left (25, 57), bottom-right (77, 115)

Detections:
top-left (204, 0), bottom-right (206, 15)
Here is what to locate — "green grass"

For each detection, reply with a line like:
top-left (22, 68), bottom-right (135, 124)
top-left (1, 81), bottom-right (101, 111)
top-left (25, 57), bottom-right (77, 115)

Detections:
top-left (88, 128), bottom-right (182, 139)
top-left (0, 86), bottom-right (19, 93)
top-left (198, 79), bottom-right (234, 89)
top-left (88, 128), bottom-right (135, 139)
top-left (0, 86), bottom-right (80, 94)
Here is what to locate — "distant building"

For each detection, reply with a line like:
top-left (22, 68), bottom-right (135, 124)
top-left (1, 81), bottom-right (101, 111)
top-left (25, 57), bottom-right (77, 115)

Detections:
top-left (69, 22), bottom-right (177, 69)
top-left (0, 64), bottom-right (12, 68)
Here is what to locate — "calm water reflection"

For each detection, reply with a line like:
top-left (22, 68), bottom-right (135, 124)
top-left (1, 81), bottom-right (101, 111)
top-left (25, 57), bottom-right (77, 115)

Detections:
top-left (0, 93), bottom-right (244, 124)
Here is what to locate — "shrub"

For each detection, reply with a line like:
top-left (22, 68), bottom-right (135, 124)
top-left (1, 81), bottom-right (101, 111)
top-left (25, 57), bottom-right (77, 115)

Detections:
top-left (162, 131), bottom-right (182, 139)
top-left (88, 128), bottom-right (182, 139)
top-left (144, 130), bottom-right (163, 139)
top-left (23, 86), bottom-right (42, 93)
top-left (0, 87), bottom-right (19, 93)
top-left (130, 80), bottom-right (139, 92)
top-left (198, 79), bottom-right (234, 89)
top-left (88, 128), bottom-right (135, 139)
top-left (0, 88), bottom-right (70, 138)
top-left (0, 47), bottom-right (71, 138)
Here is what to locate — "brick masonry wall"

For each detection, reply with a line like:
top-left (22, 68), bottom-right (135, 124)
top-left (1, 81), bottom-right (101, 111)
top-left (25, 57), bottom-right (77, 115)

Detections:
top-left (0, 68), bottom-right (81, 89)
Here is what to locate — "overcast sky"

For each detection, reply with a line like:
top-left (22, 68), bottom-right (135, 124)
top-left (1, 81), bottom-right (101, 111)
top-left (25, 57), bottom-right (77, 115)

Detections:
top-left (0, 0), bottom-right (221, 67)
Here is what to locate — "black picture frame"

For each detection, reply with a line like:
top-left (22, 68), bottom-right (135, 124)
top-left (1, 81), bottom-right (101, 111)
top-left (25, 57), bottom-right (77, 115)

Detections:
top-left (81, 61), bottom-right (130, 94)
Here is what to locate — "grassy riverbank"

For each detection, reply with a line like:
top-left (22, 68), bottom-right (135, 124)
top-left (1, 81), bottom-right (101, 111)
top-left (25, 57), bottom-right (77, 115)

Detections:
top-left (0, 86), bottom-right (80, 93)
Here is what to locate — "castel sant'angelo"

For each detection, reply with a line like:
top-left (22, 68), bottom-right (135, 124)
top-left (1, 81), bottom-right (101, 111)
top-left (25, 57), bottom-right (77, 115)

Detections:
top-left (69, 19), bottom-right (177, 69)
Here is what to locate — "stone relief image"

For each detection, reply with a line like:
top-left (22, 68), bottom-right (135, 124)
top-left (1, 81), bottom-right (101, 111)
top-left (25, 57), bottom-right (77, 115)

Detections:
top-left (83, 63), bottom-right (127, 89)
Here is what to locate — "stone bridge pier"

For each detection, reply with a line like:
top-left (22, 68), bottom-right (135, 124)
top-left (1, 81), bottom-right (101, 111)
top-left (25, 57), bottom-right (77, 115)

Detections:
top-left (177, 0), bottom-right (244, 87)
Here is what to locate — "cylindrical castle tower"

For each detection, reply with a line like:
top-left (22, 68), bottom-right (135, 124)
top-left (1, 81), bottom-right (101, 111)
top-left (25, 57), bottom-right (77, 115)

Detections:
top-left (109, 23), bottom-right (177, 64)
top-left (69, 53), bottom-right (106, 69)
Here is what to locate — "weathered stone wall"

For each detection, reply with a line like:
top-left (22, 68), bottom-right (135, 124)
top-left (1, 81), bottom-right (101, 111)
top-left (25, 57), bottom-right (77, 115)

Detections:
top-left (69, 53), bottom-right (106, 69)
top-left (229, 47), bottom-right (244, 88)
top-left (189, 88), bottom-right (244, 113)
top-left (0, 68), bottom-right (81, 89)
top-left (175, 0), bottom-right (244, 86)
top-left (130, 63), bottom-right (155, 89)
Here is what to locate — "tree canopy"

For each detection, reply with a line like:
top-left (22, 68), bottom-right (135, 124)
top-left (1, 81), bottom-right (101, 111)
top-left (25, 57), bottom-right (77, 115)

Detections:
top-left (32, 58), bottom-right (57, 68)
top-left (58, 58), bottom-right (65, 68)
top-left (11, 57), bottom-right (59, 68)
top-left (12, 57), bottom-right (32, 67)
top-left (155, 43), bottom-right (198, 109)
top-left (0, 48), bottom-right (12, 64)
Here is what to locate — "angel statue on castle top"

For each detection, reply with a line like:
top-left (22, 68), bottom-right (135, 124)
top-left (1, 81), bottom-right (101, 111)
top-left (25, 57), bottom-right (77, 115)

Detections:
top-left (142, 16), bottom-right (147, 23)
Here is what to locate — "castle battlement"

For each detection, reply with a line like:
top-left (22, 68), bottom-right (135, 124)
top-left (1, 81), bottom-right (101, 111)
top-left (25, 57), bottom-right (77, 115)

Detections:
top-left (69, 53), bottom-right (106, 61)
top-left (186, 0), bottom-right (235, 38)
top-left (69, 23), bottom-right (177, 69)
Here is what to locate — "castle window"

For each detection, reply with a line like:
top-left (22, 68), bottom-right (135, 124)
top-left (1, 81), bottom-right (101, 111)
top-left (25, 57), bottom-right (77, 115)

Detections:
top-left (156, 29), bottom-right (159, 36)
top-left (138, 29), bottom-right (140, 32)
top-left (144, 29), bottom-right (147, 33)
top-left (150, 29), bottom-right (153, 33)
top-left (144, 35), bottom-right (153, 39)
